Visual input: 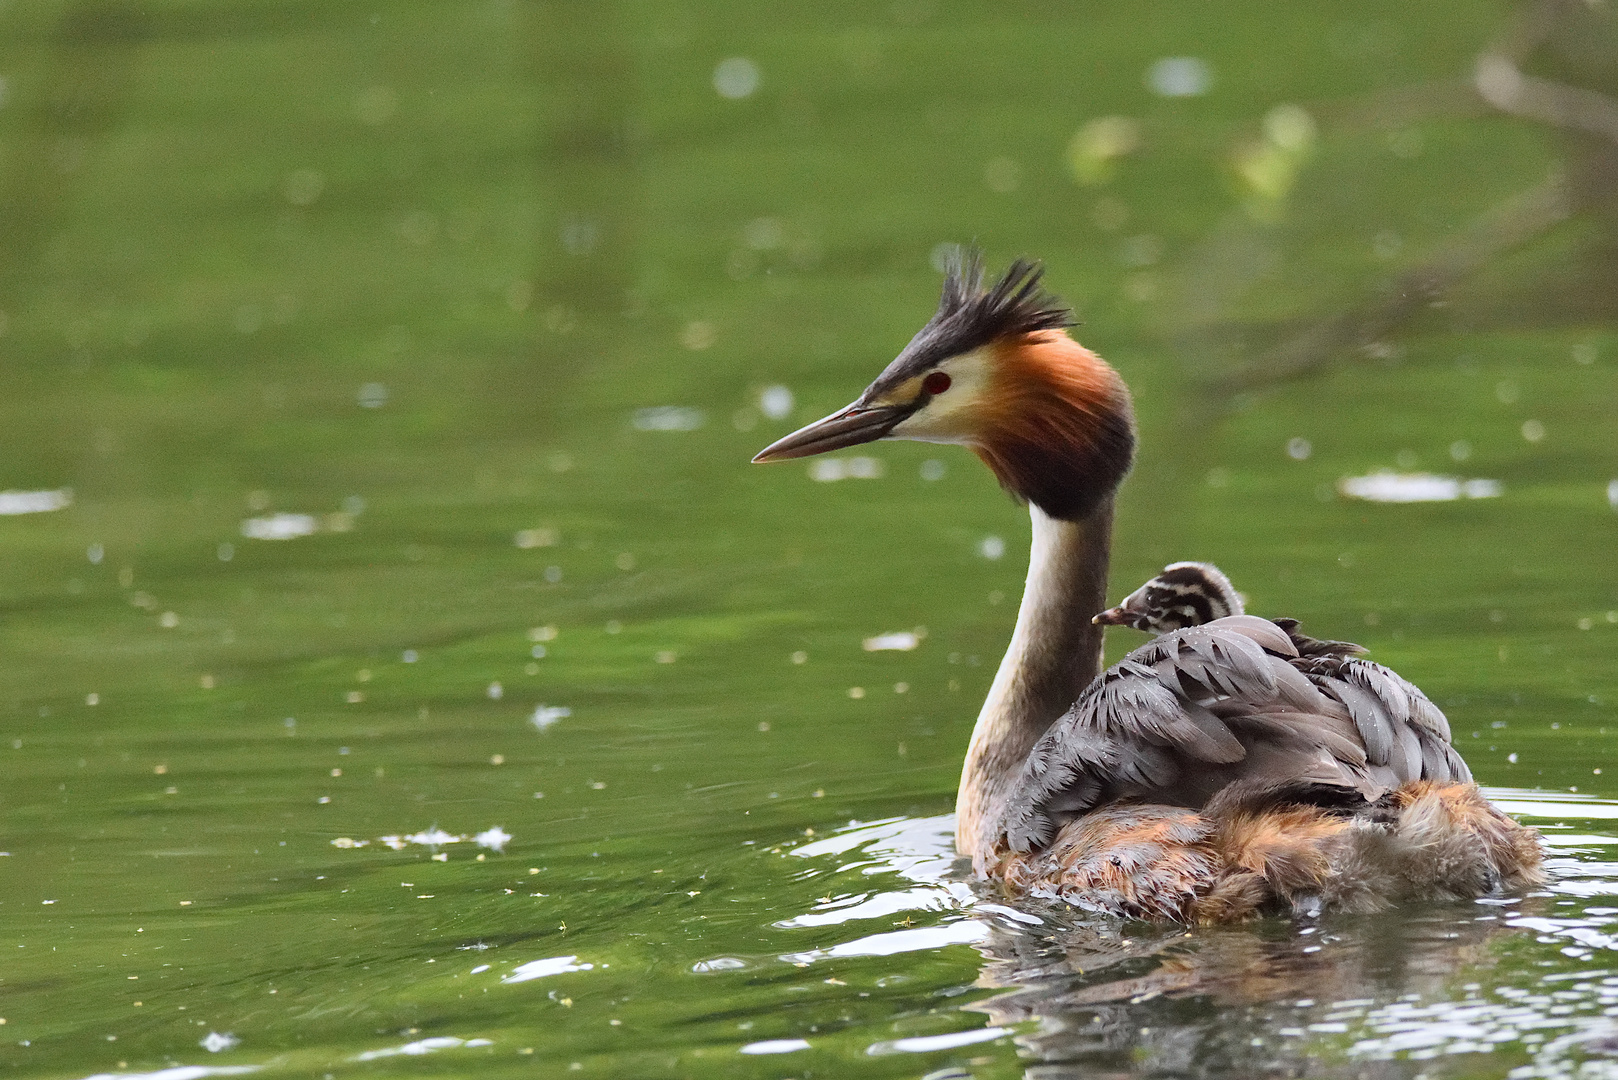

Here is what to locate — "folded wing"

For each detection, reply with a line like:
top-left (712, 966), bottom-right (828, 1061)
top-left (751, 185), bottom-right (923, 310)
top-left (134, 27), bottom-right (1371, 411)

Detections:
top-left (998, 615), bottom-right (1467, 853)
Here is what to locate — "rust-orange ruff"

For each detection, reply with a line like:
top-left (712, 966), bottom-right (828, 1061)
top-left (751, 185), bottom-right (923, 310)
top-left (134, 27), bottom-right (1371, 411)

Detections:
top-left (971, 332), bottom-right (1136, 523)
top-left (989, 780), bottom-right (1546, 923)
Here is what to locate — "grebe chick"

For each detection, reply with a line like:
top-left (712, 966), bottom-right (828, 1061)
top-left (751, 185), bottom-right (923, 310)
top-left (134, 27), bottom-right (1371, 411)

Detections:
top-left (1093, 561), bottom-right (1244, 634)
top-left (1096, 561), bottom-right (1364, 657)
top-left (754, 250), bottom-right (1543, 921)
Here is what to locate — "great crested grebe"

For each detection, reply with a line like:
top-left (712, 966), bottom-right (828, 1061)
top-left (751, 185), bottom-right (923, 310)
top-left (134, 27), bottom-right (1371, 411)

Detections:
top-left (754, 251), bottom-right (1543, 921)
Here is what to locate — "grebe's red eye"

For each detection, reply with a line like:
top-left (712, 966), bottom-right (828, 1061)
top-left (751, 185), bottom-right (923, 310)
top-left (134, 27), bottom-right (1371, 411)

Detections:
top-left (922, 371), bottom-right (952, 395)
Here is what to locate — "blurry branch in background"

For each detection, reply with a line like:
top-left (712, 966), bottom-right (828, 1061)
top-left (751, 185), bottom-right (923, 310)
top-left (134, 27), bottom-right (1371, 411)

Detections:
top-left (1190, 0), bottom-right (1618, 398)
top-left (1214, 173), bottom-right (1574, 392)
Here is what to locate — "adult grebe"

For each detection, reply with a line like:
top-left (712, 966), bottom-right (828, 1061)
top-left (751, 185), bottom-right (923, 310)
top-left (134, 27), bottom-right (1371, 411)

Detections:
top-left (753, 252), bottom-right (1542, 921)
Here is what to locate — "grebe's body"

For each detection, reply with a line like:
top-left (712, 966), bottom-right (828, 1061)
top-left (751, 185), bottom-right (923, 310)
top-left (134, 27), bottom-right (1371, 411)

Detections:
top-left (755, 253), bottom-right (1543, 921)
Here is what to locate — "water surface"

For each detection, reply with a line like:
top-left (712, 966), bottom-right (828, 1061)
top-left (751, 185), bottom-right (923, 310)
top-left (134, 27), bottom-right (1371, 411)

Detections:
top-left (0, 1), bottom-right (1616, 1077)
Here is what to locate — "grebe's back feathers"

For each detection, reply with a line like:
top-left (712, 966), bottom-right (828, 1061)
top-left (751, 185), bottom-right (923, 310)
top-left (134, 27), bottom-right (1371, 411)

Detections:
top-left (1270, 616), bottom-right (1367, 659)
top-left (996, 615), bottom-right (1470, 858)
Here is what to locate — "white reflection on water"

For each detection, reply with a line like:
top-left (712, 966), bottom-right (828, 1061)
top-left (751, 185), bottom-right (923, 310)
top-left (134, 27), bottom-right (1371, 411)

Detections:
top-left (1338, 471), bottom-right (1502, 502)
top-left (82, 1070), bottom-right (255, 1080)
top-left (0, 488), bottom-right (71, 515)
top-left (774, 885), bottom-right (969, 928)
top-left (503, 955), bottom-right (593, 983)
top-left (739, 1038), bottom-right (808, 1054)
top-left (808, 456), bottom-right (884, 482)
top-left (632, 406), bottom-right (706, 431)
top-left (782, 921), bottom-right (988, 965)
top-left (759, 384), bottom-right (794, 420)
top-left (862, 631), bottom-right (919, 652)
top-left (240, 513), bottom-right (318, 540)
top-left (353, 1036), bottom-right (492, 1060)
top-left (867, 1026), bottom-right (1009, 1055)
top-left (779, 815), bottom-right (985, 962)
top-left (1146, 56), bottom-right (1212, 97)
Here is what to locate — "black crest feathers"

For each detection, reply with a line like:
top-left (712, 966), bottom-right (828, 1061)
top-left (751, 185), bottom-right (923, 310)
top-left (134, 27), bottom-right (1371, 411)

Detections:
top-left (935, 247), bottom-right (1074, 349)
top-left (874, 247), bottom-right (1076, 384)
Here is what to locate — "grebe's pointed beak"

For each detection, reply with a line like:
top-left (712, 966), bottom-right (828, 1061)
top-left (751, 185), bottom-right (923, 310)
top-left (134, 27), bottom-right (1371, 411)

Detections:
top-left (752, 399), bottom-right (915, 463)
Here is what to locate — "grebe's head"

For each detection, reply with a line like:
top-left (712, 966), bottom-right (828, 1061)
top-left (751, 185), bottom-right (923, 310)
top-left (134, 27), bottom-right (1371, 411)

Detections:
top-left (1092, 561), bottom-right (1245, 634)
top-left (752, 249), bottom-right (1136, 522)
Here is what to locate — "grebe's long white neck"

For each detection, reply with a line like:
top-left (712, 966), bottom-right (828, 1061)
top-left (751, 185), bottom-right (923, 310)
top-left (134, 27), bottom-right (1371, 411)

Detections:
top-left (956, 498), bottom-right (1113, 860)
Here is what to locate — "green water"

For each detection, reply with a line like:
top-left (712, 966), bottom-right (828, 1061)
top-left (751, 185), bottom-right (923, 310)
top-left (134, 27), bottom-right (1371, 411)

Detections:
top-left (1, 1), bottom-right (1617, 1077)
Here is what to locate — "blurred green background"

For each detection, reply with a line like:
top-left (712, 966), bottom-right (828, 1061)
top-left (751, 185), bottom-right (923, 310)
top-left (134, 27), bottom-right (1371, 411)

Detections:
top-left (0, 0), bottom-right (1615, 1077)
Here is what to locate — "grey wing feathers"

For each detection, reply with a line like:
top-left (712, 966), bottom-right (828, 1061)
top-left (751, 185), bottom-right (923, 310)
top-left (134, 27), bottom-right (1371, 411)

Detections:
top-left (1003, 619), bottom-right (1326, 852)
top-left (1299, 655), bottom-right (1469, 783)
top-left (999, 617), bottom-right (1471, 854)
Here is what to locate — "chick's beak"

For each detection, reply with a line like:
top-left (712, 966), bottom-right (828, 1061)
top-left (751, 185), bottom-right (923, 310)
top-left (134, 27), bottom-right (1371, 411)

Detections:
top-left (752, 399), bottom-right (915, 463)
top-left (1091, 603), bottom-right (1145, 629)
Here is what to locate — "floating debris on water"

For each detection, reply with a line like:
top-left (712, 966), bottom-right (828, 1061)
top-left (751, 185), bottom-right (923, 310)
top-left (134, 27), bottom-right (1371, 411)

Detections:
top-left (1338, 472), bottom-right (1503, 503)
top-left (361, 825), bottom-right (512, 852)
top-left (692, 957), bottom-right (747, 972)
top-left (0, 489), bottom-right (71, 515)
top-left (475, 826), bottom-right (511, 852)
top-left (241, 513), bottom-right (319, 540)
top-left (863, 631), bottom-right (921, 652)
top-left (531, 704), bottom-right (571, 731)
top-left (808, 456), bottom-right (883, 482)
top-left (199, 1031), bottom-right (240, 1053)
top-left (633, 406), bottom-right (706, 432)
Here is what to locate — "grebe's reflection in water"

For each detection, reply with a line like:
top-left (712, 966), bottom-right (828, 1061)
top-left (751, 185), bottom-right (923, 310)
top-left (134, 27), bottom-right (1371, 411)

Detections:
top-left (967, 903), bottom-right (1543, 1077)
top-left (786, 800), bottom-right (1618, 1077)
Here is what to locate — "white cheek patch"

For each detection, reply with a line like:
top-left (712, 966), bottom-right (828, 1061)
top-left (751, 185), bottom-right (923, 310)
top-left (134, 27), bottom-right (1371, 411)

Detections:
top-left (888, 348), bottom-right (992, 444)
